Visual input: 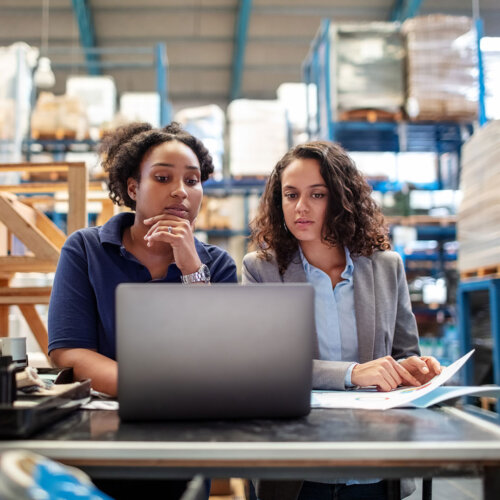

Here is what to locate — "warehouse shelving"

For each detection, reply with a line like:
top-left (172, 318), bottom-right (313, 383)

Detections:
top-left (302, 19), bottom-right (478, 174)
top-left (301, 17), bottom-right (485, 361)
top-left (41, 43), bottom-right (169, 125)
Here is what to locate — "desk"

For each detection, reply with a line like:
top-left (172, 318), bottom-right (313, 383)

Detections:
top-left (1, 407), bottom-right (499, 499)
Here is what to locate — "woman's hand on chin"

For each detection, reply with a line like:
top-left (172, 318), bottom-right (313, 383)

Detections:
top-left (143, 214), bottom-right (201, 274)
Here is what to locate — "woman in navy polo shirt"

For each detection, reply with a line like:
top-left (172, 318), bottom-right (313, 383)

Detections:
top-left (48, 122), bottom-right (237, 397)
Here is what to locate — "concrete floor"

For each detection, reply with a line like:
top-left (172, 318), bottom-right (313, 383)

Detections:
top-left (407, 478), bottom-right (483, 500)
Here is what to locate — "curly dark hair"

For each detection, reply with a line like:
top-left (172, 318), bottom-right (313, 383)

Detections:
top-left (251, 141), bottom-right (390, 274)
top-left (99, 122), bottom-right (214, 210)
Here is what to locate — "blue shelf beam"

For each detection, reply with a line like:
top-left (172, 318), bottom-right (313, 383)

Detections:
top-left (475, 18), bottom-right (487, 126)
top-left (230, 0), bottom-right (253, 101)
top-left (389, 0), bottom-right (424, 22)
top-left (155, 43), bottom-right (169, 126)
top-left (41, 45), bottom-right (168, 129)
top-left (70, 0), bottom-right (100, 75)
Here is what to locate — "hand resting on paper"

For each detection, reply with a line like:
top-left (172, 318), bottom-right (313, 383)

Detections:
top-left (351, 356), bottom-right (424, 392)
top-left (399, 355), bottom-right (443, 385)
top-left (351, 355), bottom-right (442, 392)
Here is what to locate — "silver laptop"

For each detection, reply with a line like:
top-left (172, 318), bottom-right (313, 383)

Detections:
top-left (116, 283), bottom-right (314, 421)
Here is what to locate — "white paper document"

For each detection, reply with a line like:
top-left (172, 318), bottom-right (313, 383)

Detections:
top-left (311, 350), bottom-right (500, 410)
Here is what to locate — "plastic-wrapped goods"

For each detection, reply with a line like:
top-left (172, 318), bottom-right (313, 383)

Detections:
top-left (402, 15), bottom-right (479, 122)
top-left (0, 43), bottom-right (37, 169)
top-left (481, 37), bottom-right (500, 120)
top-left (330, 23), bottom-right (405, 118)
top-left (0, 99), bottom-right (14, 140)
top-left (66, 75), bottom-right (116, 128)
top-left (31, 92), bottom-right (89, 140)
top-left (277, 82), bottom-right (317, 144)
top-left (228, 99), bottom-right (289, 177)
top-left (120, 92), bottom-right (160, 128)
top-left (457, 120), bottom-right (500, 273)
top-left (174, 105), bottom-right (225, 180)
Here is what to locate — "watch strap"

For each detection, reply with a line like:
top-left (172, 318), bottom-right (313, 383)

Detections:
top-left (181, 264), bottom-right (210, 284)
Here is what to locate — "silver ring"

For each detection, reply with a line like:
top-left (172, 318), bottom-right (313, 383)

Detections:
top-left (167, 226), bottom-right (173, 234)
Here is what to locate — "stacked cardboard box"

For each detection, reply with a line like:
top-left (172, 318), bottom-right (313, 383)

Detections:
top-left (457, 120), bottom-right (500, 273)
top-left (402, 15), bottom-right (478, 122)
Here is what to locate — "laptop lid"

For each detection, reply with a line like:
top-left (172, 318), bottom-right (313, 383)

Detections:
top-left (116, 283), bottom-right (314, 421)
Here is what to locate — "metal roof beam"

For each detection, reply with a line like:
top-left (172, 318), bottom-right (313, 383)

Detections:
top-left (389, 0), bottom-right (424, 22)
top-left (230, 0), bottom-right (253, 101)
top-left (71, 0), bottom-right (100, 75)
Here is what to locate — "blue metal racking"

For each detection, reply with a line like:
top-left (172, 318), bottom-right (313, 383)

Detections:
top-left (457, 278), bottom-right (500, 386)
top-left (38, 43), bottom-right (170, 126)
top-left (301, 17), bottom-right (489, 367)
top-left (302, 18), bottom-right (485, 161)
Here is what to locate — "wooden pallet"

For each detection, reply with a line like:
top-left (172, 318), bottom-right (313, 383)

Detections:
top-left (339, 108), bottom-right (403, 123)
top-left (460, 265), bottom-right (500, 280)
top-left (31, 129), bottom-right (87, 141)
top-left (386, 215), bottom-right (457, 226)
top-left (231, 174), bottom-right (269, 182)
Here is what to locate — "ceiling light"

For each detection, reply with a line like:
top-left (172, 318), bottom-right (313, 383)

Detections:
top-left (34, 56), bottom-right (55, 88)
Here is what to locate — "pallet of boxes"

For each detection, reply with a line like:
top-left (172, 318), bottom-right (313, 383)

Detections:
top-left (401, 14), bottom-right (478, 122)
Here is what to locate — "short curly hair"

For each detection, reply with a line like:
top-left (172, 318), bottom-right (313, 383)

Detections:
top-left (251, 141), bottom-right (390, 274)
top-left (99, 122), bottom-right (214, 210)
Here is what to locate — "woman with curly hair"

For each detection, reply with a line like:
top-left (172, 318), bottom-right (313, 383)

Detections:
top-left (48, 122), bottom-right (237, 399)
top-left (243, 141), bottom-right (441, 499)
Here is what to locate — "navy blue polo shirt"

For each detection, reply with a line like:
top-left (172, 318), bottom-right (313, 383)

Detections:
top-left (48, 212), bottom-right (237, 359)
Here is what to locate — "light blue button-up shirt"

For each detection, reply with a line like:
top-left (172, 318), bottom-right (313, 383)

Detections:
top-left (300, 247), bottom-right (358, 386)
top-left (301, 247), bottom-right (379, 485)
top-left (299, 247), bottom-right (380, 485)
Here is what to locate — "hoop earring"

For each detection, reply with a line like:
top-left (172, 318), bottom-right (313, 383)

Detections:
top-left (283, 221), bottom-right (289, 233)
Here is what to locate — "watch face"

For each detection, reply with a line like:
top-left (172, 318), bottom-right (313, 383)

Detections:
top-left (199, 264), bottom-right (211, 281)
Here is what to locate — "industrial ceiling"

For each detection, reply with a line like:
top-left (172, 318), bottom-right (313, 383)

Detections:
top-left (1, 0), bottom-right (499, 111)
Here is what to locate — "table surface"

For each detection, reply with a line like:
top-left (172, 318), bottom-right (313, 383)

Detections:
top-left (2, 407), bottom-right (500, 464)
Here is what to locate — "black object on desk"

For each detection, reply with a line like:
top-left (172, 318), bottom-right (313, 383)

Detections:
top-left (0, 378), bottom-right (91, 439)
top-left (0, 355), bottom-right (16, 405)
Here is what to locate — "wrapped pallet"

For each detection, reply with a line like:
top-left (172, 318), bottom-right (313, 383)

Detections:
top-left (402, 15), bottom-right (479, 122)
top-left (329, 22), bottom-right (405, 119)
top-left (31, 92), bottom-right (89, 140)
top-left (228, 99), bottom-right (288, 177)
top-left (457, 120), bottom-right (500, 273)
top-left (175, 104), bottom-right (225, 180)
top-left (0, 43), bottom-right (37, 169)
top-left (277, 82), bottom-right (317, 145)
top-left (482, 37), bottom-right (500, 120)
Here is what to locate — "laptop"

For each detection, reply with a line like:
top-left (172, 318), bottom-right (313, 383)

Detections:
top-left (116, 283), bottom-right (314, 421)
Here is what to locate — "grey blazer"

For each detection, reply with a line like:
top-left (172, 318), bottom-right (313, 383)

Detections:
top-left (242, 249), bottom-right (419, 500)
top-left (242, 249), bottom-right (421, 390)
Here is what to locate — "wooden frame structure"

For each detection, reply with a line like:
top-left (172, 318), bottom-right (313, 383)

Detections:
top-left (0, 162), bottom-right (88, 360)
